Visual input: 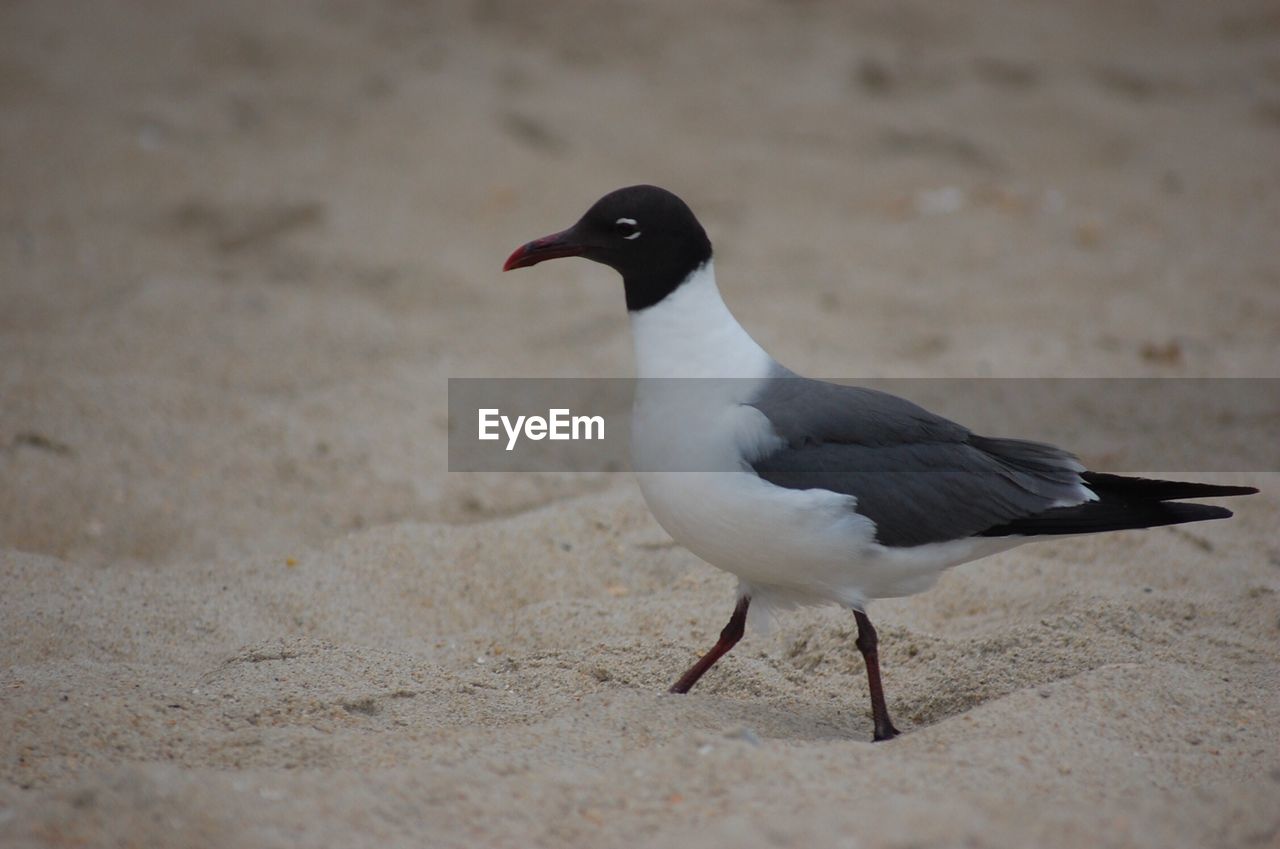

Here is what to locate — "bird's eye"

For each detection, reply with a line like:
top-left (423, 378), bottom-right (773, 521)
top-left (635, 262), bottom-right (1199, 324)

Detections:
top-left (614, 217), bottom-right (642, 240)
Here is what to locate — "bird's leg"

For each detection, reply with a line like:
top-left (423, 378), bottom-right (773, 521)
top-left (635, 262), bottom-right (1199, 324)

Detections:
top-left (668, 596), bottom-right (750, 694)
top-left (853, 609), bottom-right (900, 741)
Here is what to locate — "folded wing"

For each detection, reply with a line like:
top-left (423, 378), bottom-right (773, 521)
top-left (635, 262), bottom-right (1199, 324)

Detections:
top-left (746, 375), bottom-right (1255, 548)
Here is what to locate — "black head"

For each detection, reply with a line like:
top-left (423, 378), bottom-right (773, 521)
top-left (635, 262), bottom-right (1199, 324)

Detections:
top-left (503, 185), bottom-right (713, 312)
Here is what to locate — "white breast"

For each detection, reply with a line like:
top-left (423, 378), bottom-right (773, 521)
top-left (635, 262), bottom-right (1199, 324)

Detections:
top-left (627, 263), bottom-right (868, 603)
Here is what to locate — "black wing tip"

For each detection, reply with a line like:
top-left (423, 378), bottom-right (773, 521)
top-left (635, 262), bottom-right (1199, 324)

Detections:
top-left (1178, 504), bottom-right (1233, 521)
top-left (978, 499), bottom-right (1238, 538)
top-left (1164, 483), bottom-right (1258, 498)
top-left (1224, 485), bottom-right (1260, 497)
top-left (1081, 472), bottom-right (1259, 501)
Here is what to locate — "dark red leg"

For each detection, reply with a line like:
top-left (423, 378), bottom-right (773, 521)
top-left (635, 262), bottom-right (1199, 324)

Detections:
top-left (668, 596), bottom-right (750, 694)
top-left (853, 609), bottom-right (900, 741)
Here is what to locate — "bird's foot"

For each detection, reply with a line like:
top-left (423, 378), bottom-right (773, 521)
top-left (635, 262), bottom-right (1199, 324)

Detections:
top-left (872, 721), bottom-right (901, 742)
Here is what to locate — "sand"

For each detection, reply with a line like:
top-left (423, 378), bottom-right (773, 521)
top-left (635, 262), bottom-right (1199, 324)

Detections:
top-left (2, 1), bottom-right (1278, 846)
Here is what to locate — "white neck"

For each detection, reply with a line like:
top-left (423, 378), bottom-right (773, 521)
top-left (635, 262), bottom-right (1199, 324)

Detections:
top-left (628, 261), bottom-right (773, 379)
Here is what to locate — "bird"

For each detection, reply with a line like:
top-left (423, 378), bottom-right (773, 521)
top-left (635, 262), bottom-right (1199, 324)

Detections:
top-left (502, 184), bottom-right (1257, 742)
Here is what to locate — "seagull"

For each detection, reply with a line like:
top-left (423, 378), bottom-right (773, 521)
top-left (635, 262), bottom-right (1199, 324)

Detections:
top-left (502, 184), bottom-right (1257, 741)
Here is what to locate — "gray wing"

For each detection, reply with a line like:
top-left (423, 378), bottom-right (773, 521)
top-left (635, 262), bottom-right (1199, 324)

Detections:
top-left (746, 371), bottom-right (1089, 547)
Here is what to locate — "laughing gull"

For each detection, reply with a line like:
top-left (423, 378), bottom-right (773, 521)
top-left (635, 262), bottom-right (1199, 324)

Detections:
top-left (503, 184), bottom-right (1257, 741)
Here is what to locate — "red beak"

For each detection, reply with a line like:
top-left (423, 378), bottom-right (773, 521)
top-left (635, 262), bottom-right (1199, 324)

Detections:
top-left (503, 229), bottom-right (586, 271)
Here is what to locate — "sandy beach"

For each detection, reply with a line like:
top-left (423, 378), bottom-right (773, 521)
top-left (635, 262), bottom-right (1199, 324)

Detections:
top-left (2, 1), bottom-right (1278, 846)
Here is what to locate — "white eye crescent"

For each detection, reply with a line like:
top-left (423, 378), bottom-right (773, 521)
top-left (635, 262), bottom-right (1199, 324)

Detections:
top-left (615, 217), bottom-right (642, 240)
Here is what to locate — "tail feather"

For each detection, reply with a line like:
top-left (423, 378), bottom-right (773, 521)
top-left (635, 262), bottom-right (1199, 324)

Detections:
top-left (979, 472), bottom-right (1256, 538)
